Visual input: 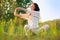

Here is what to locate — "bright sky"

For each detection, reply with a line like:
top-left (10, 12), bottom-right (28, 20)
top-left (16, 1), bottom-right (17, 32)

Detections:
top-left (32, 0), bottom-right (60, 22)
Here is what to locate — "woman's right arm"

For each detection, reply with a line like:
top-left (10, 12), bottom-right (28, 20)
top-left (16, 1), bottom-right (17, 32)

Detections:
top-left (15, 7), bottom-right (27, 12)
top-left (14, 8), bottom-right (30, 19)
top-left (14, 7), bottom-right (27, 16)
top-left (14, 9), bottom-right (20, 17)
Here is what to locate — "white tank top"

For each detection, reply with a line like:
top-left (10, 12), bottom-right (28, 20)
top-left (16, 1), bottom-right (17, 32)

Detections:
top-left (27, 8), bottom-right (40, 29)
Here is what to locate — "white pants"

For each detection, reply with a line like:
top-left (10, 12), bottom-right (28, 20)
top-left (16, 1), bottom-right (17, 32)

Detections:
top-left (24, 25), bottom-right (39, 36)
top-left (24, 24), bottom-right (49, 36)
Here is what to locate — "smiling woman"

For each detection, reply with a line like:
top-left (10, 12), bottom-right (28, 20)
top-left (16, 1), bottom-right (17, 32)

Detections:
top-left (32, 0), bottom-right (60, 22)
top-left (14, 3), bottom-right (40, 36)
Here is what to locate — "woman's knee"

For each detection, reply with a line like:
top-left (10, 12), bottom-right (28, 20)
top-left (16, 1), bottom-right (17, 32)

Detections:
top-left (24, 25), bottom-right (29, 30)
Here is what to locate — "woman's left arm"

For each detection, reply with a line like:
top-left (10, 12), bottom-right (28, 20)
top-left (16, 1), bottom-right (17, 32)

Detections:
top-left (20, 13), bottom-right (30, 19)
top-left (15, 7), bottom-right (27, 12)
top-left (14, 7), bottom-right (31, 19)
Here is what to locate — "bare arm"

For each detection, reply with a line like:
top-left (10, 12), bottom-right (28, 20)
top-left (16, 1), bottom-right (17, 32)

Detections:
top-left (20, 14), bottom-right (29, 19)
top-left (15, 7), bottom-right (27, 12)
top-left (14, 8), bottom-right (30, 19)
top-left (14, 9), bottom-right (20, 17)
top-left (14, 7), bottom-right (27, 16)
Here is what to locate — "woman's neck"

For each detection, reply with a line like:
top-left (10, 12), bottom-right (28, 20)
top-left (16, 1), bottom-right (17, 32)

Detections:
top-left (31, 9), bottom-right (34, 11)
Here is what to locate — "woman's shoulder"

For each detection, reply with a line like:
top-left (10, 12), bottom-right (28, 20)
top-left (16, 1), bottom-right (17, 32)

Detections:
top-left (26, 8), bottom-right (40, 13)
top-left (33, 11), bottom-right (40, 14)
top-left (26, 8), bottom-right (32, 13)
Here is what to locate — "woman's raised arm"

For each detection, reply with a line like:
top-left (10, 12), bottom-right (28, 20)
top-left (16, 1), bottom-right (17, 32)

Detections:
top-left (14, 8), bottom-right (20, 17)
top-left (15, 7), bottom-right (27, 12)
top-left (14, 7), bottom-right (27, 16)
top-left (14, 7), bottom-right (30, 19)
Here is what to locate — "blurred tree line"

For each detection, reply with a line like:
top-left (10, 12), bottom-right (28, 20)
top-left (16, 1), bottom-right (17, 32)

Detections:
top-left (0, 0), bottom-right (32, 25)
top-left (0, 0), bottom-right (32, 35)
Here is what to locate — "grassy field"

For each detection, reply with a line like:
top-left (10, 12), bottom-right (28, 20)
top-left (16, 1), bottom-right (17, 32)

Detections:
top-left (0, 19), bottom-right (60, 40)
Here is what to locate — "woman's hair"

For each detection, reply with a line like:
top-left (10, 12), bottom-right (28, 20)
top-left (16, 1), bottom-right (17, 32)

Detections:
top-left (34, 3), bottom-right (40, 11)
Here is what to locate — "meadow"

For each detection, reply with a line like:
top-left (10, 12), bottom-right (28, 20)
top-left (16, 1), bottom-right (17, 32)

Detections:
top-left (0, 18), bottom-right (60, 40)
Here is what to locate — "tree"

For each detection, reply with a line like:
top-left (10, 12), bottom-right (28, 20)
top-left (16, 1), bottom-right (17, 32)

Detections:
top-left (0, 0), bottom-right (32, 36)
top-left (0, 0), bottom-right (32, 24)
top-left (15, 0), bottom-right (32, 26)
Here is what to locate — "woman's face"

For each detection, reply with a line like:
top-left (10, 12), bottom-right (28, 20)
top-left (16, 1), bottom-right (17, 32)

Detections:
top-left (30, 3), bottom-right (35, 11)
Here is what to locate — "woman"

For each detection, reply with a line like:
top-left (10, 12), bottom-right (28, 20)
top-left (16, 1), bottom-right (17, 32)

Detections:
top-left (14, 3), bottom-right (40, 36)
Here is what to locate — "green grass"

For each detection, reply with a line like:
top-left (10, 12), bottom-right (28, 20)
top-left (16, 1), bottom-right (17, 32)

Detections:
top-left (0, 20), bottom-right (60, 40)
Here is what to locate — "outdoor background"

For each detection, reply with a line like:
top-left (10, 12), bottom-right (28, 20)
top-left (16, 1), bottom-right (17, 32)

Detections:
top-left (0, 0), bottom-right (60, 40)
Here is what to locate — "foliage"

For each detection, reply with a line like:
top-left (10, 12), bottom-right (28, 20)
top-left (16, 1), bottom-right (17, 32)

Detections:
top-left (0, 0), bottom-right (31, 21)
top-left (0, 19), bottom-right (60, 40)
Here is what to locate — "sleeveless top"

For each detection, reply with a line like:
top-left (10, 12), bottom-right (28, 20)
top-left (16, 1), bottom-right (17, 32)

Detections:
top-left (26, 8), bottom-right (40, 29)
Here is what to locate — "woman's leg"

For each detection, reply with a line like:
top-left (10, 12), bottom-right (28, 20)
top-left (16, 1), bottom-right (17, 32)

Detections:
top-left (38, 24), bottom-right (49, 32)
top-left (30, 28), bottom-right (38, 35)
top-left (24, 25), bottom-right (29, 36)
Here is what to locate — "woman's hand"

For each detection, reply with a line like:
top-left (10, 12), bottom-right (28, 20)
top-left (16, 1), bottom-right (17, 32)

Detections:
top-left (15, 7), bottom-right (27, 12)
top-left (14, 7), bottom-right (28, 19)
top-left (15, 7), bottom-right (21, 10)
top-left (14, 8), bottom-right (19, 16)
top-left (14, 11), bottom-right (21, 18)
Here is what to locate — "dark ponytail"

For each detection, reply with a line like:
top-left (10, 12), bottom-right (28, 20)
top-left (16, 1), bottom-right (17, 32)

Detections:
top-left (34, 3), bottom-right (40, 11)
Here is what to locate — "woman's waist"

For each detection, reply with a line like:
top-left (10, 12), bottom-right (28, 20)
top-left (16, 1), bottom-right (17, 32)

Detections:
top-left (28, 23), bottom-right (38, 26)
